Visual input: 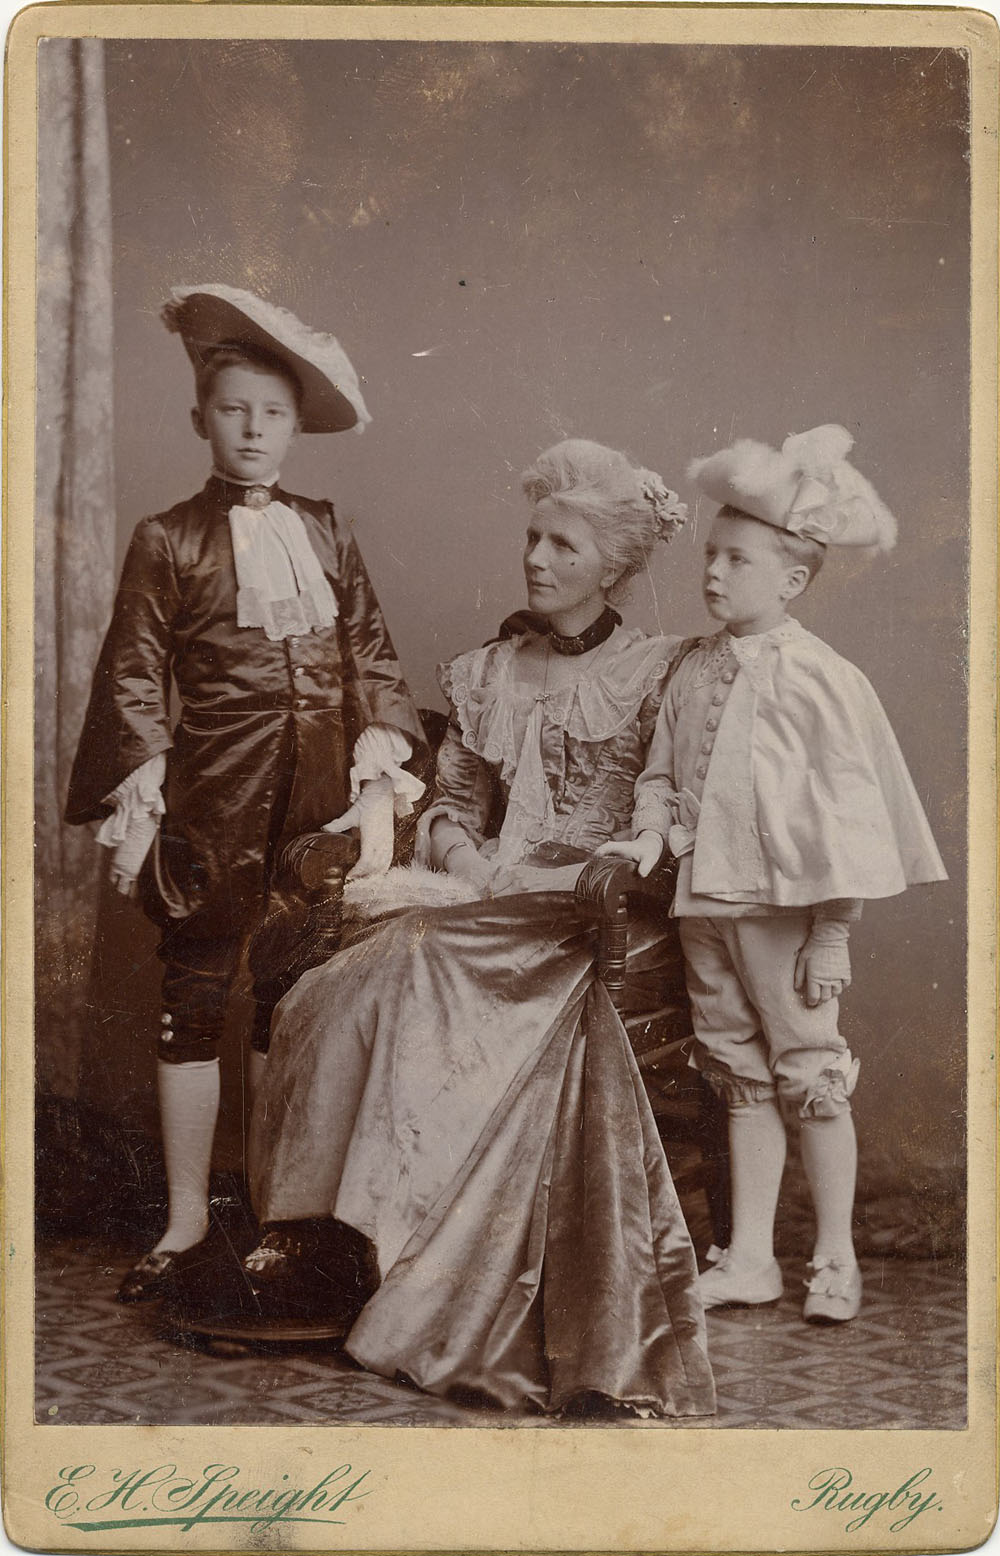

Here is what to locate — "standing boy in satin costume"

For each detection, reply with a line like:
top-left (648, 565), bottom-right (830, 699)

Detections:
top-left (66, 286), bottom-right (424, 1302)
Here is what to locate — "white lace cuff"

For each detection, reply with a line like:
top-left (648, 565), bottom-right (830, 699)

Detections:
top-left (96, 753), bottom-right (166, 883)
top-left (97, 754), bottom-right (166, 843)
top-left (351, 724), bottom-right (425, 816)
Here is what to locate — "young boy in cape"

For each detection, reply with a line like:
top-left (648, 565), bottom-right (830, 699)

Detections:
top-left (65, 285), bottom-right (425, 1302)
top-left (601, 425), bottom-right (946, 1322)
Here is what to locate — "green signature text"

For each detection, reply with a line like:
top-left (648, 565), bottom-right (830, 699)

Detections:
top-left (44, 1461), bottom-right (371, 1534)
top-left (792, 1466), bottom-right (944, 1532)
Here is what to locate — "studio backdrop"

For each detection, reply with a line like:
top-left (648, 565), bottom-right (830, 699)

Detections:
top-left (35, 38), bottom-right (969, 1250)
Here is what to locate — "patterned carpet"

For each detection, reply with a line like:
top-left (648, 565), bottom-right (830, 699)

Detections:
top-left (35, 1236), bottom-right (965, 1429)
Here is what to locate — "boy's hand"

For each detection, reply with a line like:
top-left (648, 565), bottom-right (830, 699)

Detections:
top-left (323, 802), bottom-right (362, 835)
top-left (595, 830), bottom-right (664, 879)
top-left (794, 922), bottom-right (852, 1006)
top-left (325, 777), bottom-right (396, 880)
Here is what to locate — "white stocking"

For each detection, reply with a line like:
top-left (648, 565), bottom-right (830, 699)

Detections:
top-left (799, 1111), bottom-right (858, 1265)
top-left (727, 1096), bottom-right (787, 1268)
top-left (153, 1057), bottom-right (220, 1254)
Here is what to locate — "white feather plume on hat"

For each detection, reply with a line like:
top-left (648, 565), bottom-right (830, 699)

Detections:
top-left (688, 424), bottom-right (897, 553)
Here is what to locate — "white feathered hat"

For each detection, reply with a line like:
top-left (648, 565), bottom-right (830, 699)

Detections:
top-left (687, 425), bottom-right (897, 552)
top-left (162, 284), bottom-right (372, 434)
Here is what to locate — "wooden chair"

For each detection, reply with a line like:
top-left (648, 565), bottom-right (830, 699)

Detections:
top-left (576, 854), bottom-right (731, 1250)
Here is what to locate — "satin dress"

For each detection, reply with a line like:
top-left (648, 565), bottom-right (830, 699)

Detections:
top-left (249, 627), bottom-right (716, 1418)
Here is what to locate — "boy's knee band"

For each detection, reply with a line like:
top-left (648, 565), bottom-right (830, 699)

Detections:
top-left (726, 1088), bottom-right (781, 1115)
top-left (796, 1051), bottom-right (860, 1119)
top-left (157, 1014), bottom-right (222, 1065)
top-left (159, 958), bottom-right (231, 1062)
top-left (693, 1049), bottom-right (777, 1109)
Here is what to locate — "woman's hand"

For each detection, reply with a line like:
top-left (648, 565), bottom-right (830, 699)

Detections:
top-left (595, 830), bottom-right (664, 879)
top-left (429, 820), bottom-right (494, 890)
top-left (794, 921), bottom-right (852, 1006)
top-left (442, 839), bottom-right (494, 890)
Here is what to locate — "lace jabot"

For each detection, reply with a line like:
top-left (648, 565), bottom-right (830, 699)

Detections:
top-left (438, 630), bottom-right (679, 786)
top-left (228, 494), bottom-right (338, 642)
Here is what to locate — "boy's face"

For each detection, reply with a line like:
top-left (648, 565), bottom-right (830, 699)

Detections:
top-left (703, 511), bottom-right (805, 637)
top-left (192, 362), bottom-right (300, 482)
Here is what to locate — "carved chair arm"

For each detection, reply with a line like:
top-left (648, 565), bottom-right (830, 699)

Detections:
top-left (279, 830), bottom-right (361, 898)
top-left (575, 852), bottom-right (679, 1013)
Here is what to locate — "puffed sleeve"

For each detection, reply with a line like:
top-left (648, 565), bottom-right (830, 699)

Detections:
top-left (65, 517), bottom-right (179, 825)
top-left (413, 723), bottom-right (497, 864)
top-left (331, 509), bottom-right (426, 752)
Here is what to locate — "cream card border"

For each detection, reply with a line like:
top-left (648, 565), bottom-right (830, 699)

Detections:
top-left (4, 5), bottom-right (997, 1552)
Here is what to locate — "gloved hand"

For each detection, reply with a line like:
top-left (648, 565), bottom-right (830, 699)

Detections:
top-left (97, 753), bottom-right (167, 898)
top-left (794, 919), bottom-right (852, 1007)
top-left (595, 829), bottom-right (665, 879)
top-left (109, 812), bottom-right (161, 898)
top-left (324, 776), bottom-right (396, 879)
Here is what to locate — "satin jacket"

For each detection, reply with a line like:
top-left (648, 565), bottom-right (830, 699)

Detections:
top-left (65, 476), bottom-right (424, 923)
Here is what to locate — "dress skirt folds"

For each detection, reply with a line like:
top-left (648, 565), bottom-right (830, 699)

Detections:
top-left (249, 891), bottom-right (716, 1417)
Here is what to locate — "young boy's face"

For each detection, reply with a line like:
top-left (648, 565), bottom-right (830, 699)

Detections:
top-left (703, 511), bottom-right (805, 637)
top-left (192, 362), bottom-right (300, 482)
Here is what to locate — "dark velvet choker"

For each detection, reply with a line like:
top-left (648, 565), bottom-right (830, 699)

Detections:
top-left (546, 607), bottom-right (621, 656)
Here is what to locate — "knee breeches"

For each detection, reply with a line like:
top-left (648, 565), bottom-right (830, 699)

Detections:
top-left (678, 914), bottom-right (859, 1118)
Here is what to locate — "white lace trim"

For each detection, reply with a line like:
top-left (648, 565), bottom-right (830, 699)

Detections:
top-left (674, 621), bottom-right (806, 708)
top-left (727, 618), bottom-right (804, 664)
top-left (350, 724), bottom-right (424, 816)
top-left (439, 631), bottom-right (675, 787)
top-left (229, 499), bottom-right (338, 642)
top-left (96, 753), bottom-right (167, 885)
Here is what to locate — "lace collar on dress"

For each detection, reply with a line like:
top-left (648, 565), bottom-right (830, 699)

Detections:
top-left (439, 629), bottom-right (679, 783)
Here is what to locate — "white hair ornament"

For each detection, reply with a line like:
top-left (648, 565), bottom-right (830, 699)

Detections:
top-left (641, 474), bottom-right (689, 543)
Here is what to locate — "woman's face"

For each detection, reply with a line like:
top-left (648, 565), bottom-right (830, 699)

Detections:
top-left (523, 502), bottom-right (611, 619)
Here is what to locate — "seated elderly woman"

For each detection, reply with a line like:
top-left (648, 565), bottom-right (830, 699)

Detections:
top-left (245, 439), bottom-right (715, 1419)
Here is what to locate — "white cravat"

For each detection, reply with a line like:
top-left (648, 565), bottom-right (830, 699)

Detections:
top-left (222, 473), bottom-right (338, 642)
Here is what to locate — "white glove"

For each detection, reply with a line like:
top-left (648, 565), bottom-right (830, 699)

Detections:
top-left (325, 776), bottom-right (396, 880)
top-left (794, 920), bottom-right (852, 1007)
top-left (595, 829), bottom-right (665, 879)
top-left (96, 753), bottom-right (167, 897)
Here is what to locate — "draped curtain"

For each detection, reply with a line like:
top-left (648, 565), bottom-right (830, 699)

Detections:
top-left (35, 39), bottom-right (115, 1100)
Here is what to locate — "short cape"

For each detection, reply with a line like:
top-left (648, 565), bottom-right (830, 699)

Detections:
top-left (687, 625), bottom-right (947, 904)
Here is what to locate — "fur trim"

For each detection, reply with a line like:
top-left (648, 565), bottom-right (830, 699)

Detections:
top-left (343, 864), bottom-right (483, 917)
top-left (689, 425), bottom-right (897, 553)
top-left (688, 440), bottom-right (791, 515)
top-left (782, 426), bottom-right (897, 553)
